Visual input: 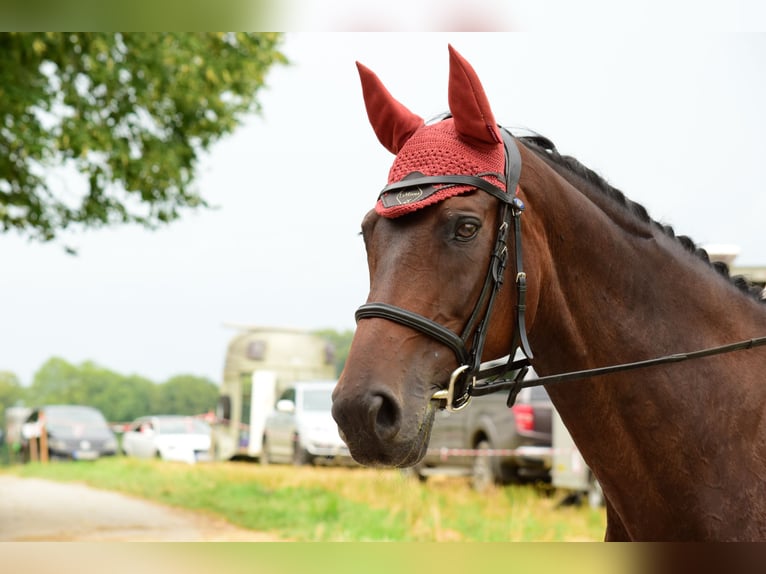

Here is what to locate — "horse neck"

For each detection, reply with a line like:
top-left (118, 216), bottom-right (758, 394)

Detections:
top-left (519, 147), bottom-right (766, 375)
top-left (516, 146), bottom-right (766, 539)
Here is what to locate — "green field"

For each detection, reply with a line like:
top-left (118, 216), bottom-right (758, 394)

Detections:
top-left (3, 457), bottom-right (606, 542)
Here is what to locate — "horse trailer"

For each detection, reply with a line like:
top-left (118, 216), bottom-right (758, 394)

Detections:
top-left (210, 327), bottom-right (336, 461)
top-left (551, 409), bottom-right (603, 508)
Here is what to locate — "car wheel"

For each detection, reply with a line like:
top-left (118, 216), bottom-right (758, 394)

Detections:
top-left (498, 461), bottom-right (521, 484)
top-left (260, 437), bottom-right (270, 466)
top-left (471, 440), bottom-right (496, 492)
top-left (292, 435), bottom-right (312, 466)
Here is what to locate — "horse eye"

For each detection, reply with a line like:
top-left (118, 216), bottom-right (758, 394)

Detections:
top-left (455, 220), bottom-right (480, 241)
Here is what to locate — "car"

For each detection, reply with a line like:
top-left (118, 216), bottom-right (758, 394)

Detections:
top-left (121, 415), bottom-right (211, 463)
top-left (20, 404), bottom-right (119, 462)
top-left (261, 380), bottom-right (351, 466)
top-left (406, 381), bottom-right (553, 491)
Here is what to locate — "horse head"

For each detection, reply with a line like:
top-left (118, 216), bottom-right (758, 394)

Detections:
top-left (332, 46), bottom-right (531, 467)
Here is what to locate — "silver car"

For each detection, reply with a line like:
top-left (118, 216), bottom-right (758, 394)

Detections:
top-left (121, 415), bottom-right (211, 463)
top-left (261, 381), bottom-right (351, 466)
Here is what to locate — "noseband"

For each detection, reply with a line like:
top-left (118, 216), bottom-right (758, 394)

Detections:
top-left (355, 125), bottom-right (538, 411)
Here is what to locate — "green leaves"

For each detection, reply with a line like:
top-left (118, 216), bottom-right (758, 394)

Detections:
top-left (26, 357), bottom-right (219, 422)
top-left (0, 32), bottom-right (286, 242)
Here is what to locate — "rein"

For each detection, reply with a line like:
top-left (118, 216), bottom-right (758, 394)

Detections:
top-left (472, 336), bottom-right (766, 407)
top-left (355, 123), bottom-right (766, 411)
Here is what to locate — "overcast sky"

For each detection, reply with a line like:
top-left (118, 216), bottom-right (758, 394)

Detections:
top-left (3, 33), bottom-right (765, 386)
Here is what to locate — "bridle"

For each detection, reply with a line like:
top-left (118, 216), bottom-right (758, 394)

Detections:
top-left (356, 122), bottom-right (536, 411)
top-left (355, 120), bottom-right (766, 412)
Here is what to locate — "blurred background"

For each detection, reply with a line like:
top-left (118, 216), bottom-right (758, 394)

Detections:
top-left (0, 27), bottom-right (765, 551)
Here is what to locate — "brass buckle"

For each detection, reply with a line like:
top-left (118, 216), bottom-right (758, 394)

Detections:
top-left (431, 365), bottom-right (473, 412)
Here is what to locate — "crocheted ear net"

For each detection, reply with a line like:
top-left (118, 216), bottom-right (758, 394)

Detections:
top-left (376, 118), bottom-right (505, 218)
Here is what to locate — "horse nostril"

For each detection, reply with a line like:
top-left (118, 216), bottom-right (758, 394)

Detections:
top-left (332, 385), bottom-right (403, 447)
top-left (369, 391), bottom-right (401, 441)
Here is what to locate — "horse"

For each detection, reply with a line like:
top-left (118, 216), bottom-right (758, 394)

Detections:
top-left (330, 45), bottom-right (766, 541)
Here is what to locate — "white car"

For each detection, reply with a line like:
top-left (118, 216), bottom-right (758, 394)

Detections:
top-left (261, 381), bottom-right (351, 466)
top-left (121, 415), bottom-right (211, 464)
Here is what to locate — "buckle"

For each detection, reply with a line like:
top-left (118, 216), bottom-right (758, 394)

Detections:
top-left (431, 365), bottom-right (474, 412)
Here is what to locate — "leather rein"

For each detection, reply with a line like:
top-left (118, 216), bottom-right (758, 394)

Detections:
top-left (355, 124), bottom-right (766, 412)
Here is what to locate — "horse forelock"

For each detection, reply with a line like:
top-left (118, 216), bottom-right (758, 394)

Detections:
top-left (520, 138), bottom-right (766, 304)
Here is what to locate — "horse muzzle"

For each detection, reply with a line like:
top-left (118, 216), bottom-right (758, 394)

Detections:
top-left (331, 380), bottom-right (435, 468)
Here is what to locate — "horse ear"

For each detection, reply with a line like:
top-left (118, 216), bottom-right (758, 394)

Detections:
top-left (357, 62), bottom-right (424, 155)
top-left (447, 45), bottom-right (502, 146)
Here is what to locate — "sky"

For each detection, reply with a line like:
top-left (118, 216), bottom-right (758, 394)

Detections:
top-left (2, 33), bottom-right (765, 387)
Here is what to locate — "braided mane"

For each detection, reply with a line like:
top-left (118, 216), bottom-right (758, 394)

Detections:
top-left (520, 138), bottom-right (765, 303)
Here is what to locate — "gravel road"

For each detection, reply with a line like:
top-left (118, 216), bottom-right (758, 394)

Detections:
top-left (0, 475), bottom-right (279, 541)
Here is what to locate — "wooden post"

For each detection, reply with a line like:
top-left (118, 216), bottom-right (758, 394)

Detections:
top-left (39, 419), bottom-right (48, 463)
top-left (29, 433), bottom-right (38, 462)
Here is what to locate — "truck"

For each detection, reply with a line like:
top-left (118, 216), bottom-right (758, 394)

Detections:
top-left (406, 384), bottom-right (554, 491)
top-left (210, 326), bottom-right (336, 461)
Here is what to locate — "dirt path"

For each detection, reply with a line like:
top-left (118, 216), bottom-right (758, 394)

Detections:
top-left (0, 475), bottom-right (280, 541)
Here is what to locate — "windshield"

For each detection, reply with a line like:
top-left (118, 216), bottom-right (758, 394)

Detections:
top-left (40, 406), bottom-right (110, 436)
top-left (44, 406), bottom-right (107, 426)
top-left (301, 388), bottom-right (333, 412)
top-left (157, 417), bottom-right (210, 435)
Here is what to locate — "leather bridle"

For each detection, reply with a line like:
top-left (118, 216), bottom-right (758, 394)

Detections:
top-left (355, 121), bottom-right (766, 412)
top-left (356, 125), bottom-right (536, 411)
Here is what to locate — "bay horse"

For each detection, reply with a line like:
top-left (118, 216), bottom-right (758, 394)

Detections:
top-left (331, 45), bottom-right (766, 541)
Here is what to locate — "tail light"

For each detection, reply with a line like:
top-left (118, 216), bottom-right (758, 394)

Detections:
top-left (512, 403), bottom-right (534, 432)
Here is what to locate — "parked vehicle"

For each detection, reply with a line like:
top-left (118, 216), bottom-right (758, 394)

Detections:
top-left (210, 326), bottom-right (336, 461)
top-left (20, 405), bottom-right (118, 461)
top-left (5, 406), bottom-right (31, 446)
top-left (406, 383), bottom-right (553, 491)
top-left (551, 409), bottom-right (604, 508)
top-left (261, 380), bottom-right (351, 466)
top-left (121, 415), bottom-right (211, 464)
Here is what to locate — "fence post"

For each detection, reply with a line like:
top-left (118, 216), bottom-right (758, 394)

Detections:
top-left (29, 433), bottom-right (38, 462)
top-left (39, 418), bottom-right (48, 463)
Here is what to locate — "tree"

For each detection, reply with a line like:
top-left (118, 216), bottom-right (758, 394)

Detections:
top-left (0, 32), bottom-right (286, 242)
top-left (27, 357), bottom-right (81, 404)
top-left (0, 370), bottom-right (25, 433)
top-left (28, 357), bottom-right (217, 420)
top-left (71, 361), bottom-right (155, 423)
top-left (154, 374), bottom-right (218, 415)
top-left (314, 328), bottom-right (355, 376)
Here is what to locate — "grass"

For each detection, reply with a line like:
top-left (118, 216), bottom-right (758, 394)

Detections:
top-left (3, 457), bottom-right (606, 541)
